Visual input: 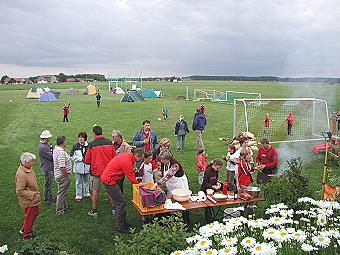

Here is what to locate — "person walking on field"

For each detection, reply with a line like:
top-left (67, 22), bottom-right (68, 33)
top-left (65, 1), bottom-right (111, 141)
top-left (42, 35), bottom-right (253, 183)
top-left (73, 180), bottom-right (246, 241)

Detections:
top-left (62, 102), bottom-right (70, 122)
top-left (285, 112), bottom-right (294, 136)
top-left (192, 108), bottom-right (207, 150)
top-left (96, 93), bottom-right (101, 107)
top-left (38, 130), bottom-right (54, 206)
top-left (16, 152), bottom-right (41, 239)
top-left (162, 105), bottom-right (168, 121)
top-left (263, 113), bottom-right (272, 135)
top-left (175, 115), bottom-right (189, 151)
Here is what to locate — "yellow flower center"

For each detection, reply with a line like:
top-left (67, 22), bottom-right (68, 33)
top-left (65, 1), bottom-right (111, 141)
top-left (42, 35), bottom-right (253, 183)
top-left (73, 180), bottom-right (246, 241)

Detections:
top-left (274, 218), bottom-right (280, 222)
top-left (295, 233), bottom-right (301, 237)
top-left (175, 252), bottom-right (181, 255)
top-left (318, 237), bottom-right (324, 242)
top-left (246, 240), bottom-right (251, 243)
top-left (200, 241), bottom-right (207, 245)
top-left (268, 231), bottom-right (274, 235)
top-left (224, 248), bottom-right (231, 252)
top-left (280, 232), bottom-right (287, 237)
top-left (206, 251), bottom-right (213, 255)
top-left (256, 245), bottom-right (262, 251)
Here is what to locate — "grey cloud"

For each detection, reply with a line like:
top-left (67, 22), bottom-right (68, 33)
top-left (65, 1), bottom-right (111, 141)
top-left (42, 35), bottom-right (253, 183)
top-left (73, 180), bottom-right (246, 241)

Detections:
top-left (0, 0), bottom-right (340, 76)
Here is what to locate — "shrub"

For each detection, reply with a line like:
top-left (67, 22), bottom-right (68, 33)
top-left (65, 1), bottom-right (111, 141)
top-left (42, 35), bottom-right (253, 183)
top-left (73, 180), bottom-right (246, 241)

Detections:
top-left (18, 239), bottom-right (60, 255)
top-left (111, 213), bottom-right (192, 255)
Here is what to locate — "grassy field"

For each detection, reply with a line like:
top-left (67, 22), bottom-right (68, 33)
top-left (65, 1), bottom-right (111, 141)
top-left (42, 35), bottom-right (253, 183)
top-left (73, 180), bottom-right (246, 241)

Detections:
top-left (0, 80), bottom-right (339, 254)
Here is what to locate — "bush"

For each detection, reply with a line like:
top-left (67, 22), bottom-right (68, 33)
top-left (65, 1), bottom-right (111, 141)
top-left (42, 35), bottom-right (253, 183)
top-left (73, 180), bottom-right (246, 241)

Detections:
top-left (258, 158), bottom-right (314, 213)
top-left (18, 239), bottom-right (60, 255)
top-left (111, 214), bottom-right (192, 255)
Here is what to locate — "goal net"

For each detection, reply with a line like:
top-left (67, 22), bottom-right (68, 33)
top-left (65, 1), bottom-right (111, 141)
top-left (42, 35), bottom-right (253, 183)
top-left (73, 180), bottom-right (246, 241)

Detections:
top-left (233, 98), bottom-right (330, 143)
top-left (193, 89), bottom-right (261, 104)
top-left (212, 91), bottom-right (261, 104)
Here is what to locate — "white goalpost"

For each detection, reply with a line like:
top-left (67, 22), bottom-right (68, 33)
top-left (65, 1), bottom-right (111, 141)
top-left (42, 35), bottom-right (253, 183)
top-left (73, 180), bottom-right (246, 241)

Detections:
top-left (233, 98), bottom-right (330, 143)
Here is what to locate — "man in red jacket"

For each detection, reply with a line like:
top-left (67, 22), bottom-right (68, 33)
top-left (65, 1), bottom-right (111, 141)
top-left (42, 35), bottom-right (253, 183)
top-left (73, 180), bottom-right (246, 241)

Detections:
top-left (84, 125), bottom-right (116, 217)
top-left (101, 149), bottom-right (144, 233)
top-left (256, 138), bottom-right (278, 184)
top-left (285, 112), bottom-right (294, 136)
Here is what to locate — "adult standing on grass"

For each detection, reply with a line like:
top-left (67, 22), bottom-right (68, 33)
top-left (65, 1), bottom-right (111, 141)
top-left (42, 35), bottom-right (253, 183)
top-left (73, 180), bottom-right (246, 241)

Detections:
top-left (70, 132), bottom-right (91, 202)
top-left (100, 149), bottom-right (144, 233)
top-left (192, 108), bottom-right (207, 150)
top-left (62, 102), bottom-right (70, 122)
top-left (38, 130), bottom-right (54, 206)
top-left (256, 138), bottom-right (278, 184)
top-left (85, 125), bottom-right (116, 217)
top-left (174, 115), bottom-right (189, 151)
top-left (285, 112), bottom-right (294, 136)
top-left (96, 92), bottom-right (101, 107)
top-left (16, 152), bottom-right (40, 239)
top-left (132, 120), bottom-right (159, 153)
top-left (53, 136), bottom-right (71, 216)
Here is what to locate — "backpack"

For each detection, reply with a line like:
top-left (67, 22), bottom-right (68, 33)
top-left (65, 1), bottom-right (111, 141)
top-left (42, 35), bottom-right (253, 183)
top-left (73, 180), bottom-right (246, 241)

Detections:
top-left (139, 187), bottom-right (166, 208)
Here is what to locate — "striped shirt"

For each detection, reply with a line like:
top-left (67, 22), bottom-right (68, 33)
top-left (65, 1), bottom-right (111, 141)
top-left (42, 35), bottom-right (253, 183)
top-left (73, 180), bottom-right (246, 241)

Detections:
top-left (53, 146), bottom-right (71, 178)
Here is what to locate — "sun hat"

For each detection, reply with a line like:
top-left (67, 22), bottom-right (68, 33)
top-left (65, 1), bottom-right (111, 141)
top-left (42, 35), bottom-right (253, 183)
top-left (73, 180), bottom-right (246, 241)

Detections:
top-left (40, 130), bottom-right (53, 139)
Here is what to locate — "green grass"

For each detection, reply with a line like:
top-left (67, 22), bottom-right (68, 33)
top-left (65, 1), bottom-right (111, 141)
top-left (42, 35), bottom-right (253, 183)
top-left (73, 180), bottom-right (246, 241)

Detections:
top-left (0, 81), bottom-right (339, 254)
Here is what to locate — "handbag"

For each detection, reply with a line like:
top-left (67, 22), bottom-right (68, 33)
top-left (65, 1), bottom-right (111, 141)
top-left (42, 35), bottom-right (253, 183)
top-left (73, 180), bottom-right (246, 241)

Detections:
top-left (139, 187), bottom-right (166, 208)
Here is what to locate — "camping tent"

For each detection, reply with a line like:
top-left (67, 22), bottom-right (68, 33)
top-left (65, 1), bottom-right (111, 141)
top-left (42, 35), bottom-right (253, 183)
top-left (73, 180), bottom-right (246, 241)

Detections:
top-left (154, 91), bottom-right (163, 98)
top-left (26, 86), bottom-right (50, 99)
top-left (38, 91), bottom-right (57, 102)
top-left (121, 90), bottom-right (144, 102)
top-left (66, 88), bottom-right (78, 96)
top-left (51, 91), bottom-right (61, 98)
top-left (112, 87), bottom-right (125, 94)
top-left (84, 85), bottom-right (97, 95)
top-left (143, 89), bottom-right (158, 99)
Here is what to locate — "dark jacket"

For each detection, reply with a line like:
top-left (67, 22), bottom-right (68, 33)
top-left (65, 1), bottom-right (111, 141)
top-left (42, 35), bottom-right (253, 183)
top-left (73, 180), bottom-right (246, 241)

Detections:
top-left (38, 142), bottom-right (54, 173)
top-left (200, 164), bottom-right (218, 192)
top-left (84, 136), bottom-right (116, 177)
top-left (132, 129), bottom-right (159, 152)
top-left (193, 112), bottom-right (206, 131)
top-left (175, 119), bottom-right (189, 136)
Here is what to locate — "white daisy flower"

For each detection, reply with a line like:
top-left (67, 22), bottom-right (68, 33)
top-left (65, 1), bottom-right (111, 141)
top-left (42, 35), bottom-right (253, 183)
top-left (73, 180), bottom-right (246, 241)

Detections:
top-left (201, 249), bottom-right (218, 255)
top-left (218, 246), bottom-right (237, 255)
top-left (171, 250), bottom-right (186, 255)
top-left (0, 245), bottom-right (8, 253)
top-left (195, 239), bottom-right (212, 250)
top-left (273, 229), bottom-right (291, 243)
top-left (248, 219), bottom-right (267, 229)
top-left (301, 243), bottom-right (317, 252)
top-left (263, 228), bottom-right (279, 240)
top-left (241, 237), bottom-right (256, 247)
top-left (279, 209), bottom-right (294, 218)
top-left (300, 217), bottom-right (310, 223)
top-left (317, 214), bottom-right (327, 226)
top-left (328, 229), bottom-right (340, 239)
top-left (250, 242), bottom-right (277, 255)
top-left (221, 237), bottom-right (238, 247)
top-left (291, 230), bottom-right (307, 242)
top-left (312, 235), bottom-right (331, 248)
top-left (268, 217), bottom-right (285, 226)
top-left (187, 235), bottom-right (200, 244)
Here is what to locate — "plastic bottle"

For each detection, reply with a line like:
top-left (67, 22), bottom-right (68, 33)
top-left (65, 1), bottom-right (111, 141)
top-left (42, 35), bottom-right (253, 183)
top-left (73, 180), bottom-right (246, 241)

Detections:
top-left (233, 179), bottom-right (238, 200)
top-left (222, 182), bottom-right (228, 195)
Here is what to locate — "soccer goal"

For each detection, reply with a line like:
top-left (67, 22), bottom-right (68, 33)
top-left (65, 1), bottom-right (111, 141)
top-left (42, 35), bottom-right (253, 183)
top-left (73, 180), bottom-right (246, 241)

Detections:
top-left (212, 90), bottom-right (261, 104)
top-left (233, 98), bottom-right (330, 143)
top-left (193, 89), bottom-right (224, 101)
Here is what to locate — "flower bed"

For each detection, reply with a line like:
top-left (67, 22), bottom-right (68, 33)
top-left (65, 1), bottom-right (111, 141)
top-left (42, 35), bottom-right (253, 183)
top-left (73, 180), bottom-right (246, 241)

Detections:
top-left (171, 197), bottom-right (340, 255)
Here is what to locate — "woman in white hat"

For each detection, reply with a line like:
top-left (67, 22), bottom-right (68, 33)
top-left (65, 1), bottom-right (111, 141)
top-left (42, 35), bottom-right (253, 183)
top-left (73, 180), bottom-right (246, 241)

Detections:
top-left (38, 130), bottom-right (54, 205)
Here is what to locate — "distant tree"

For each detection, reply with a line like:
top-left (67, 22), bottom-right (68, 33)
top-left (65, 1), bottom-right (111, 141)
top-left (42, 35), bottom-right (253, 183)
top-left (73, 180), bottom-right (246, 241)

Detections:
top-left (58, 73), bottom-right (67, 82)
top-left (1, 75), bottom-right (9, 84)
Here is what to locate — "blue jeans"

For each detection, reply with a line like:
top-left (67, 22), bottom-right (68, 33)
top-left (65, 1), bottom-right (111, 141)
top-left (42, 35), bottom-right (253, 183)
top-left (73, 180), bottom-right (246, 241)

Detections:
top-left (43, 171), bottom-right (54, 204)
top-left (176, 135), bottom-right (186, 150)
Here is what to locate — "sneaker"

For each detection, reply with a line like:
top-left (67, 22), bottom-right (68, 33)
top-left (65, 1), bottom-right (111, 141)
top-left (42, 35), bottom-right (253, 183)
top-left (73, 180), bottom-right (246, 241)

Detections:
top-left (75, 198), bottom-right (82, 203)
top-left (88, 209), bottom-right (98, 217)
top-left (112, 209), bottom-right (116, 216)
top-left (19, 228), bottom-right (24, 235)
top-left (84, 194), bottom-right (91, 198)
top-left (56, 211), bottom-right (67, 216)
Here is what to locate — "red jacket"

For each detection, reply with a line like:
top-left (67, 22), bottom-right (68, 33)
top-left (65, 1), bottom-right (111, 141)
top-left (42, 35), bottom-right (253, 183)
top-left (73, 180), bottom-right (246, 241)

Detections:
top-left (238, 160), bottom-right (254, 187)
top-left (256, 146), bottom-right (278, 172)
top-left (286, 115), bottom-right (294, 125)
top-left (101, 153), bottom-right (139, 185)
top-left (84, 136), bottom-right (116, 177)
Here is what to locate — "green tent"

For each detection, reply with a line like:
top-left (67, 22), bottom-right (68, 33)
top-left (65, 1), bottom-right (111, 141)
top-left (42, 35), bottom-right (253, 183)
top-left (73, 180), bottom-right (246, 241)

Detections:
top-left (121, 90), bottom-right (144, 102)
top-left (143, 89), bottom-right (158, 99)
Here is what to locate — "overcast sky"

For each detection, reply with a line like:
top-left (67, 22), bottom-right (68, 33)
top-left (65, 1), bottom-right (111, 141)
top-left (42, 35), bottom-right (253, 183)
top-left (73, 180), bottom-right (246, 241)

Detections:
top-left (1, 0), bottom-right (340, 77)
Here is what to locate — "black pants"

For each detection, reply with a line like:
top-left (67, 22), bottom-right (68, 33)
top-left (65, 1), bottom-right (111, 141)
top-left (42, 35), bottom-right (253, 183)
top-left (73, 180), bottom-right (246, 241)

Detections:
top-left (97, 100), bottom-right (100, 107)
top-left (287, 124), bottom-right (292, 136)
top-left (63, 115), bottom-right (69, 122)
top-left (104, 183), bottom-right (127, 231)
top-left (204, 208), bottom-right (213, 224)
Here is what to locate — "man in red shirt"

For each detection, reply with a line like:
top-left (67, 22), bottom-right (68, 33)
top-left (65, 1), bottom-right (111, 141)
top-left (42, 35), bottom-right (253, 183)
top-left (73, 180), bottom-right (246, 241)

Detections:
top-left (101, 148), bottom-right (144, 233)
top-left (256, 138), bottom-right (278, 184)
top-left (84, 125), bottom-right (116, 217)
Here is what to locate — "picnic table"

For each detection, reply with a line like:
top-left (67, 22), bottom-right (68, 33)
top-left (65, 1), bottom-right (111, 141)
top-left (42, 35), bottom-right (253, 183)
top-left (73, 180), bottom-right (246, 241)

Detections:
top-left (132, 195), bottom-right (265, 217)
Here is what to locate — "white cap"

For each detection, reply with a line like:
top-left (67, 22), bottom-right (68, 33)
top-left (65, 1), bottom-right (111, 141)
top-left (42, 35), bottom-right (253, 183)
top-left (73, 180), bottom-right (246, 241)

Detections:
top-left (40, 130), bottom-right (53, 139)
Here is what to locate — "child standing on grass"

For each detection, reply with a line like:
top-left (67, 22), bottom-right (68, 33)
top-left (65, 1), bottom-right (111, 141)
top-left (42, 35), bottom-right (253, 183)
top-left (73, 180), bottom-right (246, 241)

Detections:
top-left (263, 113), bottom-right (272, 135)
top-left (62, 102), bottom-right (70, 122)
top-left (136, 150), bottom-right (157, 183)
top-left (225, 144), bottom-right (240, 191)
top-left (196, 149), bottom-right (208, 185)
top-left (162, 105), bottom-right (168, 121)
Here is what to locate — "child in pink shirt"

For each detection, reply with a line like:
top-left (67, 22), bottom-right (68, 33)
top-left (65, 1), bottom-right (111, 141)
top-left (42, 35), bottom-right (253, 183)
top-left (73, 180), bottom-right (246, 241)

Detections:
top-left (196, 149), bottom-right (208, 185)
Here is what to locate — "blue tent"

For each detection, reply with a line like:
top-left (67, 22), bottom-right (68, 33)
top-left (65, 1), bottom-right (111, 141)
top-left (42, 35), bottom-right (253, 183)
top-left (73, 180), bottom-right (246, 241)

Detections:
top-left (38, 91), bottom-right (57, 102)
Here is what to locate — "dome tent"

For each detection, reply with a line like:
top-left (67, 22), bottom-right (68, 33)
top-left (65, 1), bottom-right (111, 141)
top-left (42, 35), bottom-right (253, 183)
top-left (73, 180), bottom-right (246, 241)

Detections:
top-left (26, 86), bottom-right (50, 99)
top-left (38, 91), bottom-right (57, 102)
top-left (121, 90), bottom-right (144, 102)
top-left (84, 85), bottom-right (97, 95)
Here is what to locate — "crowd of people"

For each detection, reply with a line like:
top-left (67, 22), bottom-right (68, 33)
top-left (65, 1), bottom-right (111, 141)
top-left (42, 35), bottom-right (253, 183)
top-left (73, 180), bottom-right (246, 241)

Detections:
top-left (15, 102), bottom-right (280, 238)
